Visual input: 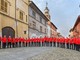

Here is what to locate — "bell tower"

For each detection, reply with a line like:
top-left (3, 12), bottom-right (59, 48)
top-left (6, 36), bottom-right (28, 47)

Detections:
top-left (44, 2), bottom-right (51, 20)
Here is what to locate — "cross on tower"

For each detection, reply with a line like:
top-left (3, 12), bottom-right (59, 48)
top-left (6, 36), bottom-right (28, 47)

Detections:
top-left (46, 2), bottom-right (48, 7)
top-left (79, 4), bottom-right (80, 7)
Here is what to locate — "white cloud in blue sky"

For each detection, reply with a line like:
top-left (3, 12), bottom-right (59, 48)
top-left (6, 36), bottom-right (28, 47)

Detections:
top-left (32, 0), bottom-right (80, 37)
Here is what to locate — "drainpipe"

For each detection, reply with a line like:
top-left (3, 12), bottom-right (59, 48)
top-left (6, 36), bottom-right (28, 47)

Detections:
top-left (15, 0), bottom-right (18, 38)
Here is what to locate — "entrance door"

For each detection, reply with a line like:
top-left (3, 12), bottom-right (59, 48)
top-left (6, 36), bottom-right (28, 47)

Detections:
top-left (2, 27), bottom-right (15, 38)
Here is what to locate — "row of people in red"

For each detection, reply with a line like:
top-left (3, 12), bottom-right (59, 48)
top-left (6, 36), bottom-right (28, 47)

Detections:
top-left (0, 36), bottom-right (80, 45)
top-left (0, 36), bottom-right (80, 51)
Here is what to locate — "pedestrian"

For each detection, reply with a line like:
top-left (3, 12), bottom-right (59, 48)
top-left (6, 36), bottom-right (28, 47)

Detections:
top-left (25, 38), bottom-right (27, 47)
top-left (69, 38), bottom-right (72, 49)
top-left (57, 38), bottom-right (59, 47)
top-left (53, 38), bottom-right (56, 47)
top-left (18, 37), bottom-right (21, 47)
top-left (76, 38), bottom-right (80, 51)
top-left (2, 35), bottom-right (7, 48)
top-left (7, 36), bottom-right (12, 48)
top-left (0, 36), bottom-right (2, 48)
top-left (15, 38), bottom-right (18, 47)
top-left (12, 38), bottom-right (15, 48)
top-left (66, 38), bottom-right (69, 49)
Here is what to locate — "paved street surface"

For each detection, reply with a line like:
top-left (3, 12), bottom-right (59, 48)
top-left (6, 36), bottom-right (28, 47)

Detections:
top-left (28, 47), bottom-right (80, 60)
top-left (0, 47), bottom-right (80, 60)
top-left (0, 47), bottom-right (53, 60)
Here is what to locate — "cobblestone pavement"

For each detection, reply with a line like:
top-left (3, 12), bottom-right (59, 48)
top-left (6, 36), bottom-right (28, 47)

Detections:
top-left (27, 47), bottom-right (80, 60)
top-left (0, 47), bottom-right (53, 60)
top-left (0, 47), bottom-right (80, 60)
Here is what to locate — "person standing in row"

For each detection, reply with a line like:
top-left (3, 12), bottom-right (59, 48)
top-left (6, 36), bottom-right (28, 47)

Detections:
top-left (75, 38), bottom-right (80, 51)
top-left (2, 35), bottom-right (7, 48)
top-left (12, 38), bottom-right (15, 48)
top-left (7, 36), bottom-right (12, 48)
top-left (0, 36), bottom-right (2, 48)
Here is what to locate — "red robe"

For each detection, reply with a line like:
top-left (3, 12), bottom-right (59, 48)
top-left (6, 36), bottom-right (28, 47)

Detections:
top-left (70, 38), bottom-right (74, 44)
top-left (12, 38), bottom-right (15, 43)
top-left (15, 38), bottom-right (18, 43)
top-left (8, 37), bottom-right (12, 43)
top-left (54, 38), bottom-right (57, 42)
top-left (65, 38), bottom-right (69, 44)
top-left (75, 38), bottom-right (80, 45)
top-left (0, 37), bottom-right (2, 41)
top-left (2, 37), bottom-right (7, 43)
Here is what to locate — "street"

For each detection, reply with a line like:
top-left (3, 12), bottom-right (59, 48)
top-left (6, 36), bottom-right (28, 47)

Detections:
top-left (28, 47), bottom-right (80, 60)
top-left (0, 47), bottom-right (80, 60)
top-left (0, 47), bottom-right (53, 60)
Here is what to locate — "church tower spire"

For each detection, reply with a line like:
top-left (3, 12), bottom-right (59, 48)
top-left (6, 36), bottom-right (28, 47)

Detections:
top-left (44, 2), bottom-right (50, 20)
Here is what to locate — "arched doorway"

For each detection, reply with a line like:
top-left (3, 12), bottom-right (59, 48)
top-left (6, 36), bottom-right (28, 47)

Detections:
top-left (2, 27), bottom-right (15, 38)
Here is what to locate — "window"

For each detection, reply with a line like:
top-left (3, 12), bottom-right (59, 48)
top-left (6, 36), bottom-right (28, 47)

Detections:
top-left (32, 10), bottom-right (36, 18)
top-left (45, 28), bottom-right (46, 33)
top-left (33, 21), bottom-right (36, 29)
top-left (51, 30), bottom-right (52, 35)
top-left (40, 17), bottom-right (42, 23)
top-left (24, 31), bottom-right (26, 34)
top-left (0, 0), bottom-right (8, 13)
top-left (40, 26), bottom-right (42, 32)
top-left (26, 15), bottom-right (27, 22)
top-left (45, 21), bottom-right (46, 26)
top-left (20, 11), bottom-right (23, 20)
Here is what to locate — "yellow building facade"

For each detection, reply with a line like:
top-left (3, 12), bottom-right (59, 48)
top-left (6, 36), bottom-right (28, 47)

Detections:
top-left (0, 0), bottom-right (29, 38)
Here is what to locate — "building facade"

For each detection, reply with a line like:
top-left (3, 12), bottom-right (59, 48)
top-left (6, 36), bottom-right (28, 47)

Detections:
top-left (72, 15), bottom-right (80, 38)
top-left (44, 2), bottom-right (58, 37)
top-left (50, 22), bottom-right (58, 37)
top-left (47, 21), bottom-right (57, 37)
top-left (28, 1), bottom-right (49, 38)
top-left (69, 29), bottom-right (74, 38)
top-left (0, 0), bottom-right (29, 38)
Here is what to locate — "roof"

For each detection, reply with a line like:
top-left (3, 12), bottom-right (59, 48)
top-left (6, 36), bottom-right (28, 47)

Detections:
top-left (29, 1), bottom-right (57, 29)
top-left (51, 22), bottom-right (57, 29)
top-left (73, 15), bottom-right (80, 30)
top-left (29, 1), bottom-right (49, 22)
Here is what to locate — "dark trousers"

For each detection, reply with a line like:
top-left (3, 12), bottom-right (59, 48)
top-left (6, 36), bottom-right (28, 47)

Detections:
top-left (76, 45), bottom-right (80, 51)
top-left (67, 43), bottom-right (69, 49)
top-left (57, 42), bottom-right (59, 47)
top-left (19, 42), bottom-right (21, 47)
top-left (26, 43), bottom-right (27, 47)
top-left (2, 43), bottom-right (6, 48)
top-left (62, 43), bottom-right (65, 48)
top-left (23, 42), bottom-right (25, 47)
top-left (45, 42), bottom-right (49, 46)
top-left (15, 42), bottom-right (18, 47)
top-left (12, 43), bottom-right (15, 48)
top-left (70, 44), bottom-right (74, 49)
top-left (0, 41), bottom-right (1, 49)
top-left (54, 42), bottom-right (56, 47)
top-left (50, 42), bottom-right (52, 47)
top-left (8, 42), bottom-right (11, 48)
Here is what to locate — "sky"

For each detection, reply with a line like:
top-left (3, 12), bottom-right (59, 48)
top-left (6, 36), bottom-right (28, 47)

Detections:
top-left (32, 0), bottom-right (80, 37)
